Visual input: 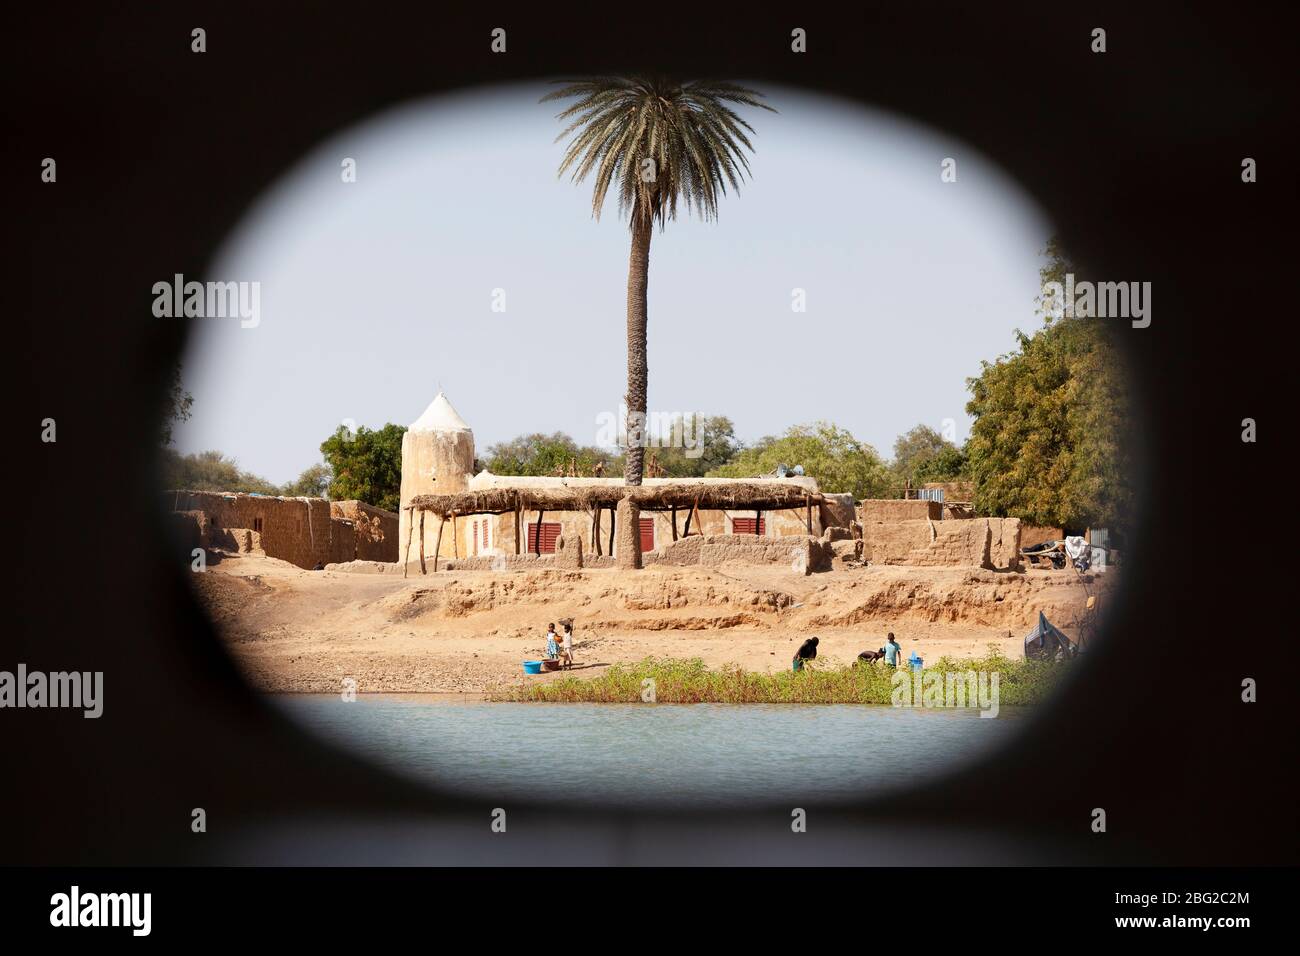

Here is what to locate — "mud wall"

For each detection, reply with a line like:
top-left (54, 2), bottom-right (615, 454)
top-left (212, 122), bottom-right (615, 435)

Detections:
top-left (328, 520), bottom-right (357, 565)
top-left (439, 554), bottom-right (550, 572)
top-left (862, 519), bottom-right (934, 564)
top-left (818, 493), bottom-right (857, 530)
top-left (987, 517), bottom-right (1022, 571)
top-left (904, 519), bottom-right (992, 568)
top-left (330, 500), bottom-right (398, 562)
top-left (642, 534), bottom-right (833, 575)
top-left (1020, 524), bottom-right (1063, 549)
top-left (862, 516), bottom-right (1020, 570)
top-left (553, 532), bottom-right (584, 570)
top-left (859, 499), bottom-right (942, 523)
top-left (167, 490), bottom-right (342, 569)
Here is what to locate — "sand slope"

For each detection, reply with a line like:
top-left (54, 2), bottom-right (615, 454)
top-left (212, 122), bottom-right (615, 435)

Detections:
top-left (191, 552), bottom-right (1109, 693)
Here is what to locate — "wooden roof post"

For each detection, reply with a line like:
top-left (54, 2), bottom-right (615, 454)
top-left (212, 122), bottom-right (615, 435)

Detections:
top-left (403, 507), bottom-right (414, 578)
top-left (419, 510), bottom-right (427, 575)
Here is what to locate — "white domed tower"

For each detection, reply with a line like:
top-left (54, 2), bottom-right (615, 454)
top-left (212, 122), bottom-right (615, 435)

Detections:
top-left (399, 391), bottom-right (475, 561)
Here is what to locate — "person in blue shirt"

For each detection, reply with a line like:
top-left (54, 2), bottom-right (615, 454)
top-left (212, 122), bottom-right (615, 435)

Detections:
top-left (883, 633), bottom-right (902, 668)
top-left (544, 624), bottom-right (559, 660)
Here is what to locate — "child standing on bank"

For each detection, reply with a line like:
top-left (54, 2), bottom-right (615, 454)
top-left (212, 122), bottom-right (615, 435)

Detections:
top-left (560, 619), bottom-right (575, 669)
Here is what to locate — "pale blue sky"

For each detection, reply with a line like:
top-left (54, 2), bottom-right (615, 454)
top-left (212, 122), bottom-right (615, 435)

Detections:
top-left (177, 82), bottom-right (1053, 484)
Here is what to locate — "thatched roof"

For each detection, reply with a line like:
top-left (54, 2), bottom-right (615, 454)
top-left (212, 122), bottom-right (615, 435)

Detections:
top-left (407, 480), bottom-right (823, 517)
top-left (629, 482), bottom-right (822, 512)
top-left (516, 486), bottom-right (626, 511)
top-left (466, 471), bottom-right (820, 494)
top-left (407, 489), bottom-right (520, 518)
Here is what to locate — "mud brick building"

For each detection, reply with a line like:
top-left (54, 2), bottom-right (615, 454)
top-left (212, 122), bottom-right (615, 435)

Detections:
top-left (164, 490), bottom-right (397, 568)
top-left (398, 391), bottom-right (826, 566)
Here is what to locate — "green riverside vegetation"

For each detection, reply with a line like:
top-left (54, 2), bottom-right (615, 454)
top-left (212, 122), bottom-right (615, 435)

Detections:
top-left (488, 648), bottom-right (1065, 705)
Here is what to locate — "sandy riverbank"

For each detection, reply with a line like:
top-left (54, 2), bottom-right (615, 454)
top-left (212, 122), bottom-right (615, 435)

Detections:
top-left (190, 549), bottom-right (1111, 694)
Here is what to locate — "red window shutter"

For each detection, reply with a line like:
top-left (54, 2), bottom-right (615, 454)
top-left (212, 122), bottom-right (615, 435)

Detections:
top-left (639, 517), bottom-right (655, 552)
top-left (732, 517), bottom-right (766, 535)
top-left (528, 522), bottom-right (561, 554)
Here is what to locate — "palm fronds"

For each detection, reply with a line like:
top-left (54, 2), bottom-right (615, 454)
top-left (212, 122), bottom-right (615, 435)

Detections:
top-left (543, 77), bottom-right (775, 229)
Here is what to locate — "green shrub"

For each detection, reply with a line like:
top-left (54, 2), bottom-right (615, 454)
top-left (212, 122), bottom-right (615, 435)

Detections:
top-left (488, 646), bottom-right (1065, 705)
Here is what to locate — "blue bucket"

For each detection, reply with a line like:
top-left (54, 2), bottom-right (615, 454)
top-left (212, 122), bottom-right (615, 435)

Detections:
top-left (909, 654), bottom-right (923, 671)
top-left (522, 660), bottom-right (542, 675)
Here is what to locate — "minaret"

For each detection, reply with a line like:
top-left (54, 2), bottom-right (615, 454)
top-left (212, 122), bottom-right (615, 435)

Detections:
top-left (398, 391), bottom-right (475, 562)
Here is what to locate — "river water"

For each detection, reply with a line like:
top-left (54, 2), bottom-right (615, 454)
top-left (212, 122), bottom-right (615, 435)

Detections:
top-left (276, 696), bottom-right (1024, 808)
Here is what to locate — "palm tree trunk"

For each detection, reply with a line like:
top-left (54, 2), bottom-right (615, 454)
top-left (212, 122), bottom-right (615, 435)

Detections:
top-left (624, 219), bottom-right (652, 485)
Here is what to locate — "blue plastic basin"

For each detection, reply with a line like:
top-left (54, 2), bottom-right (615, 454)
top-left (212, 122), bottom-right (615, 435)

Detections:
top-left (522, 660), bottom-right (543, 675)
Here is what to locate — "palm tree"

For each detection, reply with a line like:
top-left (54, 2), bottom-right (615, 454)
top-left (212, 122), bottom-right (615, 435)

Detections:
top-left (543, 77), bottom-right (773, 485)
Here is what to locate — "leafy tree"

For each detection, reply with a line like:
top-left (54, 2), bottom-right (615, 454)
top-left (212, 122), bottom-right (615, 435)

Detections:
top-left (912, 444), bottom-right (967, 485)
top-left (644, 414), bottom-right (740, 477)
top-left (320, 423), bottom-right (405, 511)
top-left (159, 449), bottom-right (280, 495)
top-left (545, 78), bottom-right (774, 486)
top-left (161, 363), bottom-right (193, 446)
top-left (964, 242), bottom-right (1133, 529)
top-left (707, 422), bottom-right (893, 499)
top-left (483, 432), bottom-right (621, 477)
top-left (483, 415), bottom-right (741, 479)
top-left (891, 424), bottom-right (965, 487)
top-left (162, 450), bottom-right (339, 499)
top-left (281, 462), bottom-right (333, 498)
